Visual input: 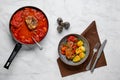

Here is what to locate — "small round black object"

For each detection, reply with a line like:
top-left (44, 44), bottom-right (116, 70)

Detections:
top-left (63, 22), bottom-right (70, 29)
top-left (57, 26), bottom-right (63, 33)
top-left (57, 17), bottom-right (63, 25)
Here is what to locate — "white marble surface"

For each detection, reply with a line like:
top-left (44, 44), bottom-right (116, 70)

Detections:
top-left (0, 0), bottom-right (120, 80)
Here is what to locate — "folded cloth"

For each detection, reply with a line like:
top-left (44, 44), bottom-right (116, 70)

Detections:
top-left (57, 21), bottom-right (107, 77)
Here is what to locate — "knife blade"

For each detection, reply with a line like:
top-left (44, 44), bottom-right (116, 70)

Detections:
top-left (91, 39), bottom-right (107, 73)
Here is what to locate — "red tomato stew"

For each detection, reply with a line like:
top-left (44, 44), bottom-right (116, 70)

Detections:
top-left (10, 7), bottom-right (48, 44)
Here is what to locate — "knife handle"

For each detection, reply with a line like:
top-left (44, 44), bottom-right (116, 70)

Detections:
top-left (90, 58), bottom-right (98, 73)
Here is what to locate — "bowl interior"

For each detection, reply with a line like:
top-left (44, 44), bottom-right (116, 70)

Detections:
top-left (58, 34), bottom-right (90, 66)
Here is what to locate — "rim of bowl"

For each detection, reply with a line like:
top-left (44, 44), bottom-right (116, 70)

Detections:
top-left (58, 34), bottom-right (90, 66)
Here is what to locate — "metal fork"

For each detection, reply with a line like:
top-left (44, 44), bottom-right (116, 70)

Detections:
top-left (86, 42), bottom-right (100, 70)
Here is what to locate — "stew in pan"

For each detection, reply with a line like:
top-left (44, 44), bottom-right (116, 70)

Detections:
top-left (10, 7), bottom-right (48, 44)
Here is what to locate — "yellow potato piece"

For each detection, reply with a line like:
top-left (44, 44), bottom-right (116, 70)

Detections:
top-left (73, 55), bottom-right (81, 62)
top-left (75, 48), bottom-right (82, 54)
top-left (79, 46), bottom-right (85, 52)
top-left (79, 52), bottom-right (85, 59)
top-left (77, 40), bottom-right (83, 46)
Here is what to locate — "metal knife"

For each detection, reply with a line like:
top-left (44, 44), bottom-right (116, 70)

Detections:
top-left (91, 39), bottom-right (107, 73)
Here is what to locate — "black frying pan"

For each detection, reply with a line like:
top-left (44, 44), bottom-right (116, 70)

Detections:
top-left (4, 6), bottom-right (49, 69)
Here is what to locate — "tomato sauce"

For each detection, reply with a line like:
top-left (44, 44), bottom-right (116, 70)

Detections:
top-left (10, 7), bottom-right (48, 44)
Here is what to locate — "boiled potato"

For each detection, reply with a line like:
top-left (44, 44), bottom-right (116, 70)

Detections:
top-left (79, 52), bottom-right (85, 59)
top-left (75, 48), bottom-right (82, 54)
top-left (77, 40), bottom-right (83, 46)
top-left (73, 55), bottom-right (81, 62)
top-left (79, 46), bottom-right (85, 52)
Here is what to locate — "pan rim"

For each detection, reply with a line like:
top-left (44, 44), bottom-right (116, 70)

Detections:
top-left (9, 6), bottom-right (49, 45)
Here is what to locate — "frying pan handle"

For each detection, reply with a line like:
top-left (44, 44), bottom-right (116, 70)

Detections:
top-left (4, 43), bottom-right (22, 69)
